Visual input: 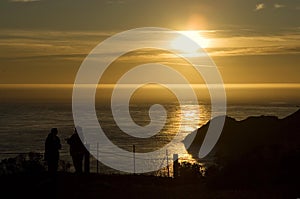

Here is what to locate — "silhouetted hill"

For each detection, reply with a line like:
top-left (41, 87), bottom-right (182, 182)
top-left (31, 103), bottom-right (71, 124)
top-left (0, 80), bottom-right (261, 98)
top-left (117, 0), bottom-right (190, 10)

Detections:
top-left (184, 109), bottom-right (300, 187)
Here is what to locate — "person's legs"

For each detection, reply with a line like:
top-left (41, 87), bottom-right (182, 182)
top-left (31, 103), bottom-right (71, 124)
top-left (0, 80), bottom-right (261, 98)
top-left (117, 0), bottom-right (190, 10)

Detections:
top-left (47, 161), bottom-right (53, 173)
top-left (71, 156), bottom-right (77, 172)
top-left (54, 159), bottom-right (58, 172)
top-left (72, 154), bottom-right (83, 173)
top-left (48, 160), bottom-right (58, 174)
top-left (78, 154), bottom-right (84, 173)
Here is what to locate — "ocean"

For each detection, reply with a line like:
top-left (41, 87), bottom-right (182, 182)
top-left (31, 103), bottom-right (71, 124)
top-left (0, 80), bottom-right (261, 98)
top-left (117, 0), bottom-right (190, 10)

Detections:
top-left (0, 102), bottom-right (298, 174)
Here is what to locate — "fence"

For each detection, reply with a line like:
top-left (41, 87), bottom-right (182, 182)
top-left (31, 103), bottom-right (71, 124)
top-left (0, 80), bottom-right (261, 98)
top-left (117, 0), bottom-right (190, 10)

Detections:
top-left (0, 145), bottom-right (198, 177)
top-left (88, 144), bottom-right (198, 177)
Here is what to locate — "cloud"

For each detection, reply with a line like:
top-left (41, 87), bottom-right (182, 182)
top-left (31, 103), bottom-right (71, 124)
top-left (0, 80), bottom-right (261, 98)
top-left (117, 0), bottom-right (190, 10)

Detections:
top-left (208, 46), bottom-right (300, 57)
top-left (10, 0), bottom-right (40, 2)
top-left (274, 3), bottom-right (285, 9)
top-left (0, 29), bottom-right (299, 61)
top-left (255, 3), bottom-right (265, 11)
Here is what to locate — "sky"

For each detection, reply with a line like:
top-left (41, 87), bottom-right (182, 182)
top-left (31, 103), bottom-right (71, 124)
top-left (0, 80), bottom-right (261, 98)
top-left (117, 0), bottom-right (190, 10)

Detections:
top-left (0, 0), bottom-right (299, 103)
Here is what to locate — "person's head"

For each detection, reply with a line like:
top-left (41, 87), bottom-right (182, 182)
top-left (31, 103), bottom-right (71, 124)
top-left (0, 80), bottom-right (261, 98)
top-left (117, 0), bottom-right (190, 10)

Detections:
top-left (51, 128), bottom-right (58, 135)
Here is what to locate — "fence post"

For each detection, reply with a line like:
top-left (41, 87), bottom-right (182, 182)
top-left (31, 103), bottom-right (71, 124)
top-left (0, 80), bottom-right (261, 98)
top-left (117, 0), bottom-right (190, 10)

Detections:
top-left (173, 154), bottom-right (179, 178)
top-left (84, 144), bottom-right (90, 174)
top-left (133, 145), bottom-right (136, 174)
top-left (166, 150), bottom-right (170, 177)
top-left (96, 143), bottom-right (99, 174)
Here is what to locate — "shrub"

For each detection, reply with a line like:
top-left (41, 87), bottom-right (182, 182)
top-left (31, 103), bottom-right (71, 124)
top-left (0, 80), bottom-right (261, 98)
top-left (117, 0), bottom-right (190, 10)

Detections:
top-left (178, 161), bottom-right (203, 179)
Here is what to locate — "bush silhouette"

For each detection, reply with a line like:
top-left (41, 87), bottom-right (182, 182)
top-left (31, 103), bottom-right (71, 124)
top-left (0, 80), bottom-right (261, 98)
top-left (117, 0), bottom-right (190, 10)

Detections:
top-left (178, 161), bottom-right (203, 179)
top-left (0, 152), bottom-right (70, 175)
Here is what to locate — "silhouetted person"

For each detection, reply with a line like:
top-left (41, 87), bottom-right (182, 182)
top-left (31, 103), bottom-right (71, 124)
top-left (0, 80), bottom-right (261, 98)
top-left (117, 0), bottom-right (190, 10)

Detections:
top-left (44, 128), bottom-right (61, 174)
top-left (67, 127), bottom-right (86, 173)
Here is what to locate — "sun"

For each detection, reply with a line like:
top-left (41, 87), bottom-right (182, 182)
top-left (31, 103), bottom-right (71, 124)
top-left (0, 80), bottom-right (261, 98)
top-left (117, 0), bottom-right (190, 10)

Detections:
top-left (171, 31), bottom-right (209, 54)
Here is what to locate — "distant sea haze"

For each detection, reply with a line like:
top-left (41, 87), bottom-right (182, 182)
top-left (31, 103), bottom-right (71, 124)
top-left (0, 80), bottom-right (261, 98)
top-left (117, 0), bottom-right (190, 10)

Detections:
top-left (1, 83), bottom-right (300, 105)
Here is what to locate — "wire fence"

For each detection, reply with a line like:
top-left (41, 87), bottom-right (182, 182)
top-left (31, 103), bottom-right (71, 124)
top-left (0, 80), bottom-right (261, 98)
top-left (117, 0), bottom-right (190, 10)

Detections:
top-left (0, 146), bottom-right (199, 177)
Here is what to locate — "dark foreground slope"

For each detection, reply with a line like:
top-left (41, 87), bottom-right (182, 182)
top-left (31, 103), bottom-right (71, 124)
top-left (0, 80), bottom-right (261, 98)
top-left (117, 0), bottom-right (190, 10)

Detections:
top-left (185, 109), bottom-right (300, 187)
top-left (1, 172), bottom-right (298, 199)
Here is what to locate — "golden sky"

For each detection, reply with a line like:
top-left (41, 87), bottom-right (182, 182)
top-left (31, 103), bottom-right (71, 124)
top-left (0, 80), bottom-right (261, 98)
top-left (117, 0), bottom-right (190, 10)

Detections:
top-left (0, 0), bottom-right (299, 103)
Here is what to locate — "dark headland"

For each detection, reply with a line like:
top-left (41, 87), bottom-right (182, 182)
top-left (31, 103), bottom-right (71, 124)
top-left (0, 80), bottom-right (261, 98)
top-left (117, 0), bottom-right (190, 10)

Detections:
top-left (1, 109), bottom-right (300, 199)
top-left (185, 109), bottom-right (300, 189)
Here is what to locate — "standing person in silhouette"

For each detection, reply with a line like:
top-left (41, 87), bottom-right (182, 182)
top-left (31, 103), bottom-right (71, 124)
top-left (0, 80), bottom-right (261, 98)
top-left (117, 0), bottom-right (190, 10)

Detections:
top-left (67, 126), bottom-right (86, 173)
top-left (44, 128), bottom-right (61, 174)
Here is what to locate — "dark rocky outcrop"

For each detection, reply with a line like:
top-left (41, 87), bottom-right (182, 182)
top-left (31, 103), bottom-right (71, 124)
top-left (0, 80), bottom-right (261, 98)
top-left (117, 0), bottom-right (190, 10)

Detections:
top-left (184, 109), bottom-right (300, 187)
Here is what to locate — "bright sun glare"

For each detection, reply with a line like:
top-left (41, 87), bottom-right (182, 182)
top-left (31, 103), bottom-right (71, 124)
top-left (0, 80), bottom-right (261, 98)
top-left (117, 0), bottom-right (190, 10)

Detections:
top-left (171, 31), bottom-right (209, 54)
